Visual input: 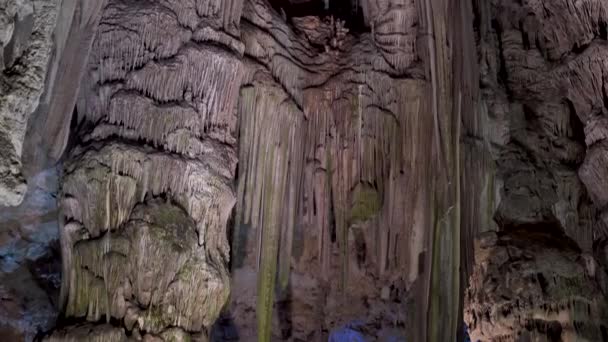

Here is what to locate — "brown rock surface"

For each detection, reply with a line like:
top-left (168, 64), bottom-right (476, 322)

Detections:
top-left (49, 0), bottom-right (243, 340)
top-left (465, 230), bottom-right (608, 341)
top-left (3, 0), bottom-right (608, 341)
top-left (464, 0), bottom-right (608, 340)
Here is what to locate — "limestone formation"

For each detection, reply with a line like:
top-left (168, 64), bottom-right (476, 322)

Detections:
top-left (2, 0), bottom-right (608, 341)
top-left (230, 0), bottom-right (472, 340)
top-left (465, 230), bottom-right (608, 341)
top-left (3, 0), bottom-right (476, 340)
top-left (464, 0), bottom-right (608, 339)
top-left (63, 201), bottom-right (228, 334)
top-left (0, 0), bottom-right (61, 206)
top-left (51, 0), bottom-right (243, 340)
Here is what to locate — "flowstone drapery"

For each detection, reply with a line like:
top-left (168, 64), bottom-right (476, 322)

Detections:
top-left (47, 0), bottom-right (477, 340)
top-left (3, 0), bottom-right (607, 341)
top-left (47, 1), bottom-right (245, 340)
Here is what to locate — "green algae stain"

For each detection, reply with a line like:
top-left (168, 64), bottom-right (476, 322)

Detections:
top-left (348, 185), bottom-right (381, 225)
top-left (151, 204), bottom-right (191, 230)
top-left (550, 276), bottom-right (594, 299)
top-left (177, 262), bottom-right (196, 282)
top-left (143, 305), bottom-right (172, 333)
top-left (257, 146), bottom-right (280, 342)
top-left (149, 204), bottom-right (193, 252)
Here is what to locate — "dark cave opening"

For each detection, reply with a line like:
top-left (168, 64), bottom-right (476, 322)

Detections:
top-left (268, 0), bottom-right (369, 34)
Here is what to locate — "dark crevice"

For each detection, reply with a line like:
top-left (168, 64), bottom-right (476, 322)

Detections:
top-left (497, 223), bottom-right (582, 254)
top-left (268, 0), bottom-right (369, 35)
top-left (572, 40), bottom-right (591, 54)
top-left (599, 20), bottom-right (607, 40)
top-left (353, 229), bottom-right (366, 267)
top-left (329, 189), bottom-right (337, 244)
top-left (519, 20), bottom-right (530, 50)
top-left (602, 75), bottom-right (608, 112)
top-left (536, 273), bottom-right (548, 295)
top-left (546, 321), bottom-right (562, 342)
top-left (566, 99), bottom-right (586, 145)
top-left (491, 19), bottom-right (512, 98)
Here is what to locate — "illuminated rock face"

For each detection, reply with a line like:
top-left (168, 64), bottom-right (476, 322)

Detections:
top-left (63, 201), bottom-right (228, 331)
top-left (50, 0), bottom-right (243, 340)
top-left (48, 0), bottom-right (467, 340)
top-left (3, 0), bottom-right (608, 341)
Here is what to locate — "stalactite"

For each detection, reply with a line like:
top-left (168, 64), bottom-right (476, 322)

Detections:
top-left (418, 0), bottom-right (476, 340)
top-left (235, 83), bottom-right (306, 341)
top-left (44, 324), bottom-right (128, 342)
top-left (233, 13), bottom-right (435, 331)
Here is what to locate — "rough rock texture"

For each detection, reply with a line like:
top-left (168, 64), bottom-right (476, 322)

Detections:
top-left (38, 0), bottom-right (474, 340)
top-left (5, 0), bottom-right (608, 341)
top-left (228, 0), bottom-right (475, 341)
top-left (0, 167), bottom-right (61, 341)
top-left (63, 200), bottom-right (227, 334)
top-left (49, 0), bottom-right (243, 340)
top-left (464, 0), bottom-right (608, 340)
top-left (23, 0), bottom-right (106, 171)
top-left (0, 0), bottom-right (108, 206)
top-left (42, 0), bottom-right (473, 340)
top-left (0, 0), bottom-right (61, 206)
top-left (466, 230), bottom-right (608, 341)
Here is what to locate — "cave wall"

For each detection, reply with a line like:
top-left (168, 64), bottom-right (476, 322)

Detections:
top-left (464, 0), bottom-right (608, 340)
top-left (46, 0), bottom-right (245, 340)
top-left (0, 0), bottom-right (63, 206)
top-left (2, 0), bottom-right (608, 341)
top-left (0, 0), bottom-right (105, 206)
top-left (42, 0), bottom-right (477, 340)
top-left (229, 0), bottom-right (477, 340)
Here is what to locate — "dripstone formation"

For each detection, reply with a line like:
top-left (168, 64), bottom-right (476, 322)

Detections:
top-left (47, 1), bottom-right (243, 340)
top-left (465, 0), bottom-right (608, 340)
top-left (36, 0), bottom-right (467, 340)
top-left (0, 0), bottom-right (607, 341)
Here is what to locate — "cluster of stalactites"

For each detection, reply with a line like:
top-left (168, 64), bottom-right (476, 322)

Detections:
top-left (85, 42), bottom-right (244, 152)
top-left (235, 63), bottom-right (432, 313)
top-left (234, 84), bottom-right (307, 341)
top-left (61, 143), bottom-right (235, 263)
top-left (300, 75), bottom-right (432, 282)
top-left (54, 0), bottom-right (246, 340)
